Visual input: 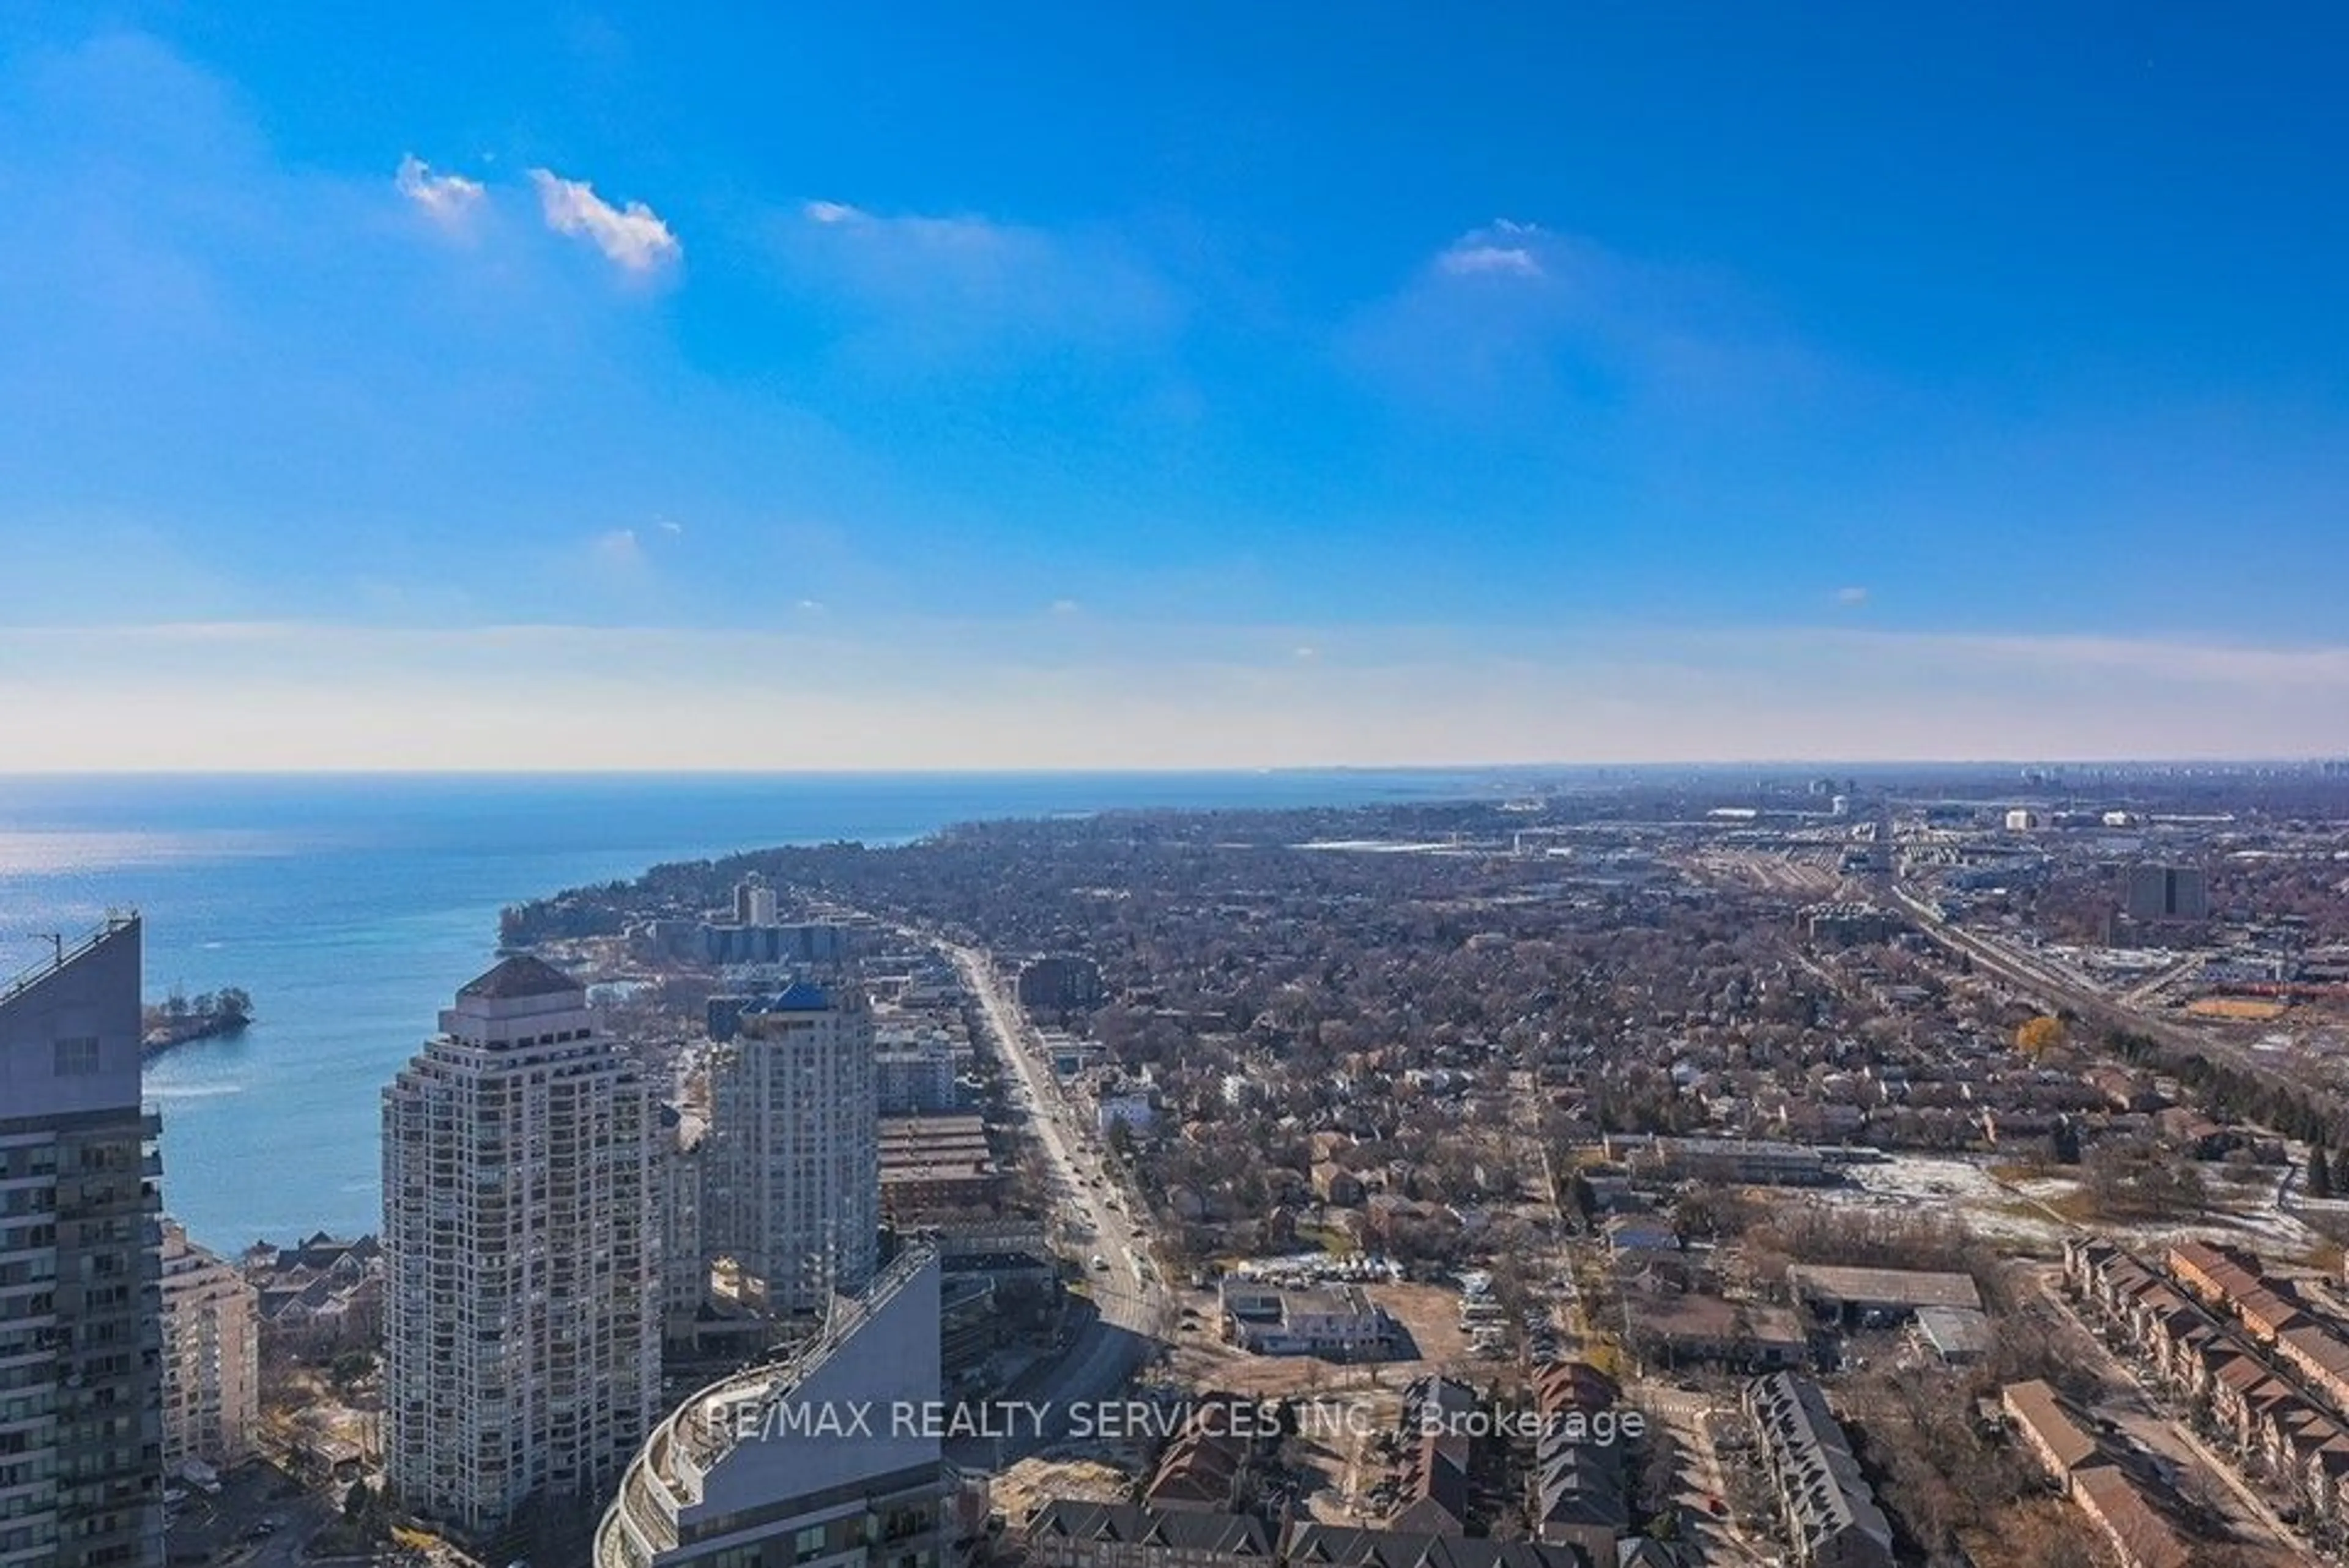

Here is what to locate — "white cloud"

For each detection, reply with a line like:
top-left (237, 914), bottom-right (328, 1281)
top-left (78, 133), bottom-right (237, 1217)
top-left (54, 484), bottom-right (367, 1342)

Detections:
top-left (1836, 586), bottom-right (1870, 605)
top-left (393, 155), bottom-right (484, 227)
top-left (528, 169), bottom-right (680, 273)
top-left (1439, 245), bottom-right (1543, 277)
top-left (803, 199), bottom-right (861, 225)
top-left (1438, 221), bottom-right (1547, 278)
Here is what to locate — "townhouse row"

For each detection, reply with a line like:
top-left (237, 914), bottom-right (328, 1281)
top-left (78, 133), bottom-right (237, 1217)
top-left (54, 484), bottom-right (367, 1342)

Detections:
top-left (2063, 1237), bottom-right (2349, 1534)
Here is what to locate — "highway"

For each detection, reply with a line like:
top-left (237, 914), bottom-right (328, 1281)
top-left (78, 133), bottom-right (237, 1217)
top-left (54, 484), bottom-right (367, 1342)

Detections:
top-left (1895, 881), bottom-right (2222, 1053)
top-left (1890, 879), bottom-right (2347, 1131)
top-left (941, 941), bottom-right (1176, 1459)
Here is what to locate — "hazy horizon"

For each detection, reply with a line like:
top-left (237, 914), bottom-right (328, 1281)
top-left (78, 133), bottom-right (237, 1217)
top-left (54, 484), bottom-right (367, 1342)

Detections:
top-left (0, 757), bottom-right (2332, 779)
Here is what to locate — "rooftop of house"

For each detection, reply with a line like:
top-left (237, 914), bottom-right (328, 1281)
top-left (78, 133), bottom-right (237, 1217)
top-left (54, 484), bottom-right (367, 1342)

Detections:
top-left (2001, 1380), bottom-right (2101, 1474)
top-left (1029, 1502), bottom-right (1270, 1558)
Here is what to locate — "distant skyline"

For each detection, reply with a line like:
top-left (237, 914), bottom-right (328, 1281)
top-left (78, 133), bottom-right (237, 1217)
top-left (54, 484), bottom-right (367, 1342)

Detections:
top-left (3, 6), bottom-right (2345, 767)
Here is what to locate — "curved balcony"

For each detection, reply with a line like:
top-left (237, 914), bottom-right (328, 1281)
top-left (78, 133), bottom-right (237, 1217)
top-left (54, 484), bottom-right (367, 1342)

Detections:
top-left (595, 1246), bottom-right (933, 1568)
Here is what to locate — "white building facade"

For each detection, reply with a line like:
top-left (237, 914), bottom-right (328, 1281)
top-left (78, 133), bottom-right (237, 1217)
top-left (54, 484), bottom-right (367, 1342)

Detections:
top-left (596, 1249), bottom-right (946, 1568)
top-left (658, 1104), bottom-right (706, 1354)
top-left (702, 983), bottom-right (878, 1317)
top-left (872, 1015), bottom-right (967, 1116)
top-left (382, 956), bottom-right (661, 1540)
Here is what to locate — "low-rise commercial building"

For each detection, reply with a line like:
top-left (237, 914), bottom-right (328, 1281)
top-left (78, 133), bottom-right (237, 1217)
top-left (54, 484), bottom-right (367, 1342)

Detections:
top-left (1626, 1292), bottom-right (1807, 1372)
top-left (1786, 1265), bottom-right (1980, 1325)
top-left (1218, 1282), bottom-right (1395, 1359)
top-left (1097, 1090), bottom-right (1158, 1141)
top-left (1625, 1137), bottom-right (1829, 1186)
top-left (1910, 1306), bottom-right (1993, 1364)
top-left (880, 1115), bottom-right (1001, 1219)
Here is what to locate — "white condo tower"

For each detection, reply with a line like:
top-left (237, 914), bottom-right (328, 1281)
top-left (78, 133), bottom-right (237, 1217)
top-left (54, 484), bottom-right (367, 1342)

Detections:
top-left (702, 981), bottom-right (879, 1317)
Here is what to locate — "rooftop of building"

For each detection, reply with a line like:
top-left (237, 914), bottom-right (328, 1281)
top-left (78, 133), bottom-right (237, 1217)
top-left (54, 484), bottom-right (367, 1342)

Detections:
top-left (0, 912), bottom-right (139, 1008)
top-left (2000, 1380), bottom-right (2101, 1473)
top-left (457, 954), bottom-right (582, 1000)
top-left (599, 1246), bottom-right (940, 1568)
top-left (1914, 1305), bottom-right (1995, 1358)
top-left (744, 979), bottom-right (837, 1013)
top-left (1285, 1523), bottom-right (1589, 1568)
top-left (1029, 1501), bottom-right (1270, 1557)
top-left (1787, 1263), bottom-right (1983, 1311)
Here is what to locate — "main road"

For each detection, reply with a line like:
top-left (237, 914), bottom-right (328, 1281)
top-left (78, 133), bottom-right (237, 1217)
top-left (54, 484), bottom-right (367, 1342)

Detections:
top-left (938, 940), bottom-right (1178, 1460)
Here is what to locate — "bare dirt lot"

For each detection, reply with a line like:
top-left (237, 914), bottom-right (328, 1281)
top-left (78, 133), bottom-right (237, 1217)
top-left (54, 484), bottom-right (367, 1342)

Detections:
top-left (990, 1455), bottom-right (1132, 1524)
top-left (1148, 1282), bottom-right (1488, 1528)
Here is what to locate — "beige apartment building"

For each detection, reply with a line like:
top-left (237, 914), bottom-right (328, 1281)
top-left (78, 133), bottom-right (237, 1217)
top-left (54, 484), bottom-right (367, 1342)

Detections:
top-left (158, 1220), bottom-right (259, 1469)
top-left (701, 982), bottom-right (878, 1317)
top-left (382, 956), bottom-right (661, 1541)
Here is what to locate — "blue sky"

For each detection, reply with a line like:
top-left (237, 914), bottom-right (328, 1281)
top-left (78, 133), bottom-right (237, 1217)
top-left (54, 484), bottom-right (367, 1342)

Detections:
top-left (2, 5), bottom-right (2345, 766)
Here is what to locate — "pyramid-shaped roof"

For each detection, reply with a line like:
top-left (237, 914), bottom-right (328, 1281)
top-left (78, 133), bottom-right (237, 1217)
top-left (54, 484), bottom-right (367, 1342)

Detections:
top-left (751, 980), bottom-right (833, 1012)
top-left (458, 955), bottom-right (582, 1000)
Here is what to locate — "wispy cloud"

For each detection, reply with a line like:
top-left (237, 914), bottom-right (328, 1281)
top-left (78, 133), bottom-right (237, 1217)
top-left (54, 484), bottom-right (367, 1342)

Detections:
top-left (1343, 220), bottom-right (1826, 425)
top-left (393, 155), bottom-right (484, 227)
top-left (1835, 585), bottom-right (1870, 606)
top-left (528, 169), bottom-right (680, 273)
top-left (779, 198), bottom-right (1175, 360)
top-left (1436, 220), bottom-right (1545, 278)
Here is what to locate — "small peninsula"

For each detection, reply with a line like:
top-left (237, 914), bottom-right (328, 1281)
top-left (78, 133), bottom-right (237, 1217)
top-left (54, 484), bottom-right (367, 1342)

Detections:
top-left (143, 986), bottom-right (253, 1054)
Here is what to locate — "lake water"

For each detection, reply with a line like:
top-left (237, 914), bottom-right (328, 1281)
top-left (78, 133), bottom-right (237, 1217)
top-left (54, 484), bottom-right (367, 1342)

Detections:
top-left (0, 771), bottom-right (1490, 1250)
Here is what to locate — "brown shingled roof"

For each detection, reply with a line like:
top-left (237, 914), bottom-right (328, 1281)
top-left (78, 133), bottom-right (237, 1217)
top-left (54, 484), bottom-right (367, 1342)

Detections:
top-left (2002, 1381), bottom-right (2101, 1475)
